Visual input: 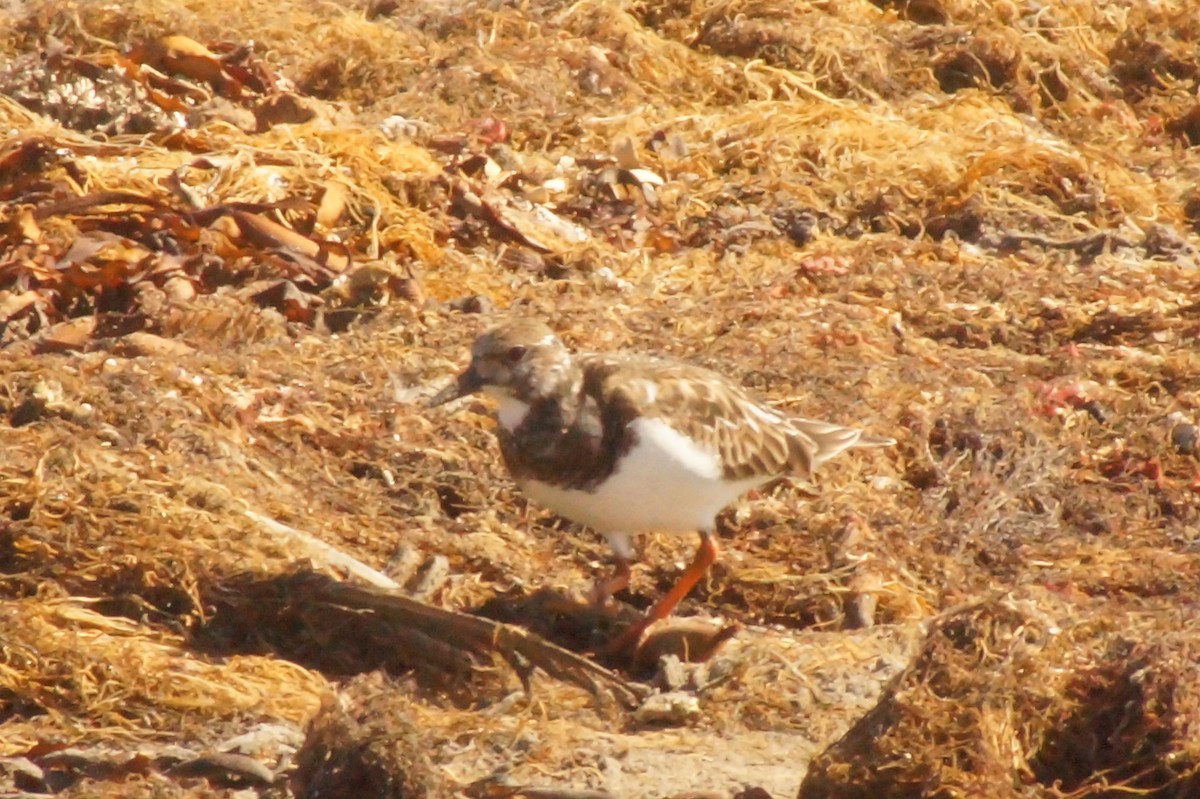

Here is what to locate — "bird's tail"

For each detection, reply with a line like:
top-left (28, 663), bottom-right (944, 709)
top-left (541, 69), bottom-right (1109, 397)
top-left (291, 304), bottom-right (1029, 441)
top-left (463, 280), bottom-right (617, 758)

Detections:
top-left (790, 417), bottom-right (896, 471)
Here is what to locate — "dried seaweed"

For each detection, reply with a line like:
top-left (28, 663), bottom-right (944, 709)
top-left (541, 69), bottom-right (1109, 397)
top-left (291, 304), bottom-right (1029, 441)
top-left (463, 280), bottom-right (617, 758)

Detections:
top-left (2, 0), bottom-right (1200, 796)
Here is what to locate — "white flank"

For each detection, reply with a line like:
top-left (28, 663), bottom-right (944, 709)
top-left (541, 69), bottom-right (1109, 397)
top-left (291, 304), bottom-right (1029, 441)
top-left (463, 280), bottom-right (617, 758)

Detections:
top-left (518, 417), bottom-right (767, 545)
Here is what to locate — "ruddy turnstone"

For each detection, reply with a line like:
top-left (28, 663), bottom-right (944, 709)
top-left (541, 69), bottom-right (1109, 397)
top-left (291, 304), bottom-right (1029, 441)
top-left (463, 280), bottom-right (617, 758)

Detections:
top-left (431, 320), bottom-right (894, 654)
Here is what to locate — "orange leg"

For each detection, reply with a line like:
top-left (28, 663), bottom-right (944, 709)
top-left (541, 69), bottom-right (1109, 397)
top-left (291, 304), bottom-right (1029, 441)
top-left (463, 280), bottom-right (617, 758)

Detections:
top-left (588, 555), bottom-right (632, 606)
top-left (601, 532), bottom-right (719, 657)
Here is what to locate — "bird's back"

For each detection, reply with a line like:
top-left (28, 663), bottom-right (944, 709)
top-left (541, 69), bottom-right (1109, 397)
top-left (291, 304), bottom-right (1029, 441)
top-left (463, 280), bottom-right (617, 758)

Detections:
top-left (578, 352), bottom-right (890, 483)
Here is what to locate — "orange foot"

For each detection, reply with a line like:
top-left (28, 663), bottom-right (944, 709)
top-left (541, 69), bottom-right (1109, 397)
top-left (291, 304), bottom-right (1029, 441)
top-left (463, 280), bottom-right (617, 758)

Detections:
top-left (599, 532), bottom-right (719, 659)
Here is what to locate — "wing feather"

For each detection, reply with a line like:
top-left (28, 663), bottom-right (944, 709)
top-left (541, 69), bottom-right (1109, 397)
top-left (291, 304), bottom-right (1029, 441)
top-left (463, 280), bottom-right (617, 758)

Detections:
top-left (583, 354), bottom-right (815, 481)
top-left (581, 353), bottom-right (894, 481)
top-left (789, 417), bottom-right (896, 470)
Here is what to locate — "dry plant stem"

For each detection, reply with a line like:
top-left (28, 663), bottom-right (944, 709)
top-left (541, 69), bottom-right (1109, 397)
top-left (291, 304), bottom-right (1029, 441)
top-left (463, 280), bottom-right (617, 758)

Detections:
top-left (243, 509), bottom-right (400, 589)
top-left (310, 578), bottom-right (648, 709)
top-left (603, 532), bottom-right (720, 657)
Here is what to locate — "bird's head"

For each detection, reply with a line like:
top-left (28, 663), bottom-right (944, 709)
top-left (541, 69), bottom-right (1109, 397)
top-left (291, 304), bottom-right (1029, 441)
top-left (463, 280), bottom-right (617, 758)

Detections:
top-left (430, 320), bottom-right (569, 407)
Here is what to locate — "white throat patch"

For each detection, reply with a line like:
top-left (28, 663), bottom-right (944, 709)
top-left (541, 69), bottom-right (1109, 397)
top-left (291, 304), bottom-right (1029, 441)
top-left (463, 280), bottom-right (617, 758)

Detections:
top-left (486, 388), bottom-right (531, 431)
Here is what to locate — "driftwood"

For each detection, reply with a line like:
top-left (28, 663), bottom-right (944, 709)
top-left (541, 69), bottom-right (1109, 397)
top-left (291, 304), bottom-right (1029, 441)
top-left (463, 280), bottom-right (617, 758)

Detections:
top-left (238, 510), bottom-right (646, 708)
top-left (212, 570), bottom-right (649, 711)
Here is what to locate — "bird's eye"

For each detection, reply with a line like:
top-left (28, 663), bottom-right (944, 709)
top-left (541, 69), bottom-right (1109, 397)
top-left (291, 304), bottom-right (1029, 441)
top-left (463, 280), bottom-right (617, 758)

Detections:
top-left (506, 345), bottom-right (527, 363)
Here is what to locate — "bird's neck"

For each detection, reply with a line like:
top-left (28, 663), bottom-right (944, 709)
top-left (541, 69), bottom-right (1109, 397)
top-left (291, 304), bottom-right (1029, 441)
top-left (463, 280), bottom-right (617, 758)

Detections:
top-left (493, 358), bottom-right (583, 433)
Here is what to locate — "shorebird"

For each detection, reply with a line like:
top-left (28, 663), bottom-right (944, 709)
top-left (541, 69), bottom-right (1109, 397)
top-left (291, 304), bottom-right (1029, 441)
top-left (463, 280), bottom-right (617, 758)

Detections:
top-left (431, 320), bottom-right (893, 654)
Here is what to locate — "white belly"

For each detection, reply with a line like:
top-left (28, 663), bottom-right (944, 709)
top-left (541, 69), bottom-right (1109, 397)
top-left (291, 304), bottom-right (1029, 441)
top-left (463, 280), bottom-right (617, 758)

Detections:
top-left (517, 417), bottom-right (766, 543)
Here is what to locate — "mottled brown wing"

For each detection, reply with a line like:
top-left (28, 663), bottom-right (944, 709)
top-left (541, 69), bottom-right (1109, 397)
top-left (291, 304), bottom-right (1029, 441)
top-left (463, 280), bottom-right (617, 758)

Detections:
top-left (580, 354), bottom-right (819, 482)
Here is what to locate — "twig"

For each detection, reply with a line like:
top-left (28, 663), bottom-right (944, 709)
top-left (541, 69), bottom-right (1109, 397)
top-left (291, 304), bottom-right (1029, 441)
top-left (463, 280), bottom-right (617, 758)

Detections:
top-left (242, 510), bottom-right (399, 589)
